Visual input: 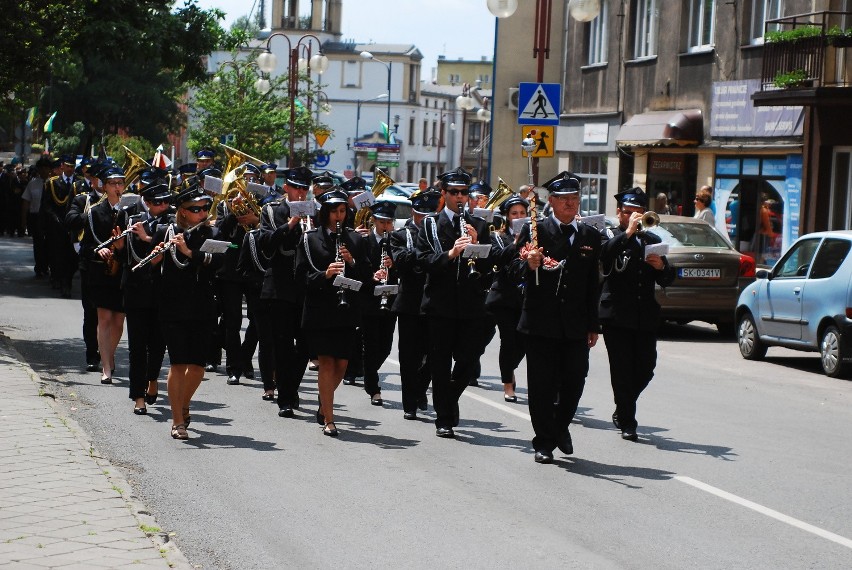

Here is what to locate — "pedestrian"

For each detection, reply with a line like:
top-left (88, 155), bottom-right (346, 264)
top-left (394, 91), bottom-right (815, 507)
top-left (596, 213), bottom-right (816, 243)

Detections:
top-left (694, 186), bottom-right (715, 226)
top-left (42, 155), bottom-right (78, 298)
top-left (21, 159), bottom-right (50, 276)
top-left (599, 187), bottom-right (675, 441)
top-left (513, 171), bottom-right (602, 464)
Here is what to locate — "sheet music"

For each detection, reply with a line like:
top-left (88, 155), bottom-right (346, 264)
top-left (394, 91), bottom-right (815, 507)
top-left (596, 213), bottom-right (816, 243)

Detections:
top-left (203, 176), bottom-right (223, 195)
top-left (352, 191), bottom-right (376, 210)
top-left (512, 217), bottom-right (531, 235)
top-left (462, 244), bottom-right (491, 259)
top-left (247, 181), bottom-right (268, 199)
top-left (333, 274), bottom-right (363, 292)
top-left (373, 284), bottom-right (399, 296)
top-left (199, 239), bottom-right (232, 254)
top-left (472, 208), bottom-right (495, 223)
top-left (119, 194), bottom-right (141, 209)
top-left (288, 199), bottom-right (317, 218)
top-left (579, 214), bottom-right (606, 232)
top-left (644, 243), bottom-right (669, 259)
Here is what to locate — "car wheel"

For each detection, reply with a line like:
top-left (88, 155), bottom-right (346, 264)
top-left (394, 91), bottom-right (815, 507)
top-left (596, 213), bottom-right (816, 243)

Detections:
top-left (820, 325), bottom-right (849, 378)
top-left (737, 313), bottom-right (767, 360)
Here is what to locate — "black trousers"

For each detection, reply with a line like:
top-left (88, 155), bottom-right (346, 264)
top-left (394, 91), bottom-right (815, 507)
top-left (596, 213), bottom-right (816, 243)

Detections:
top-left (79, 269), bottom-right (99, 365)
top-left (28, 213), bottom-right (48, 274)
top-left (362, 312), bottom-right (397, 397)
top-left (45, 221), bottom-right (76, 290)
top-left (125, 307), bottom-right (166, 400)
top-left (344, 328), bottom-right (364, 379)
top-left (525, 335), bottom-right (590, 453)
top-left (256, 298), bottom-right (308, 407)
top-left (602, 325), bottom-right (657, 432)
top-left (491, 306), bottom-right (525, 384)
top-left (397, 314), bottom-right (430, 413)
top-left (207, 279), bottom-right (224, 367)
top-left (428, 316), bottom-right (482, 429)
top-left (221, 280), bottom-right (258, 378)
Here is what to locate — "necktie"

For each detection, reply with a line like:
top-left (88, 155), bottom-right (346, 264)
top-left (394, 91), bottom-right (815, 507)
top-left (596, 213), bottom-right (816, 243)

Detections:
top-left (561, 223), bottom-right (575, 238)
top-left (453, 215), bottom-right (461, 234)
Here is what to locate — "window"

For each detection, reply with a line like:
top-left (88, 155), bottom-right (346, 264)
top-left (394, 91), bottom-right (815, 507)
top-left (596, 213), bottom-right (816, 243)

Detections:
top-left (774, 238), bottom-right (819, 278)
top-left (408, 117), bottom-right (415, 146)
top-left (633, 0), bottom-right (658, 59)
top-left (342, 60), bottom-right (361, 88)
top-left (829, 148), bottom-right (852, 230)
top-left (688, 0), bottom-right (715, 51)
top-left (422, 120), bottom-right (429, 145)
top-left (809, 239), bottom-right (851, 280)
top-left (588, 1), bottom-right (608, 64)
top-left (467, 122), bottom-right (482, 149)
top-left (570, 154), bottom-right (608, 216)
top-left (750, 0), bottom-right (783, 45)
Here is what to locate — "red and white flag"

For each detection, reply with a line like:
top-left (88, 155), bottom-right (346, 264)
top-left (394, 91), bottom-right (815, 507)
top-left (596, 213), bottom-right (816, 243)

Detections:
top-left (152, 145), bottom-right (172, 169)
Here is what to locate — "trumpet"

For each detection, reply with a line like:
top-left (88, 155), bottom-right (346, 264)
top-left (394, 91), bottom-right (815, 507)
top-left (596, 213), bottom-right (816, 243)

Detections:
top-left (637, 211), bottom-right (660, 232)
top-left (131, 221), bottom-right (205, 272)
top-left (459, 212), bottom-right (480, 280)
top-left (335, 222), bottom-right (348, 308)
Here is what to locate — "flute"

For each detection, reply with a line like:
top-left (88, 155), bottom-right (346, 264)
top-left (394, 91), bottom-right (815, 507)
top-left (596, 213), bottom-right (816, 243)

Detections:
top-left (131, 221), bottom-right (206, 272)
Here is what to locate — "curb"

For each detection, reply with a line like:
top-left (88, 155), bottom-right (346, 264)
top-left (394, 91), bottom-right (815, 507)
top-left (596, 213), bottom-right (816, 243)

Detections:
top-left (1, 333), bottom-right (195, 570)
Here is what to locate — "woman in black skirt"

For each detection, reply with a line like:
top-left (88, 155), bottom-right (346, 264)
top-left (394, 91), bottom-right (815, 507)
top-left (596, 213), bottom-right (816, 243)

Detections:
top-left (148, 184), bottom-right (223, 440)
top-left (296, 188), bottom-right (369, 436)
top-left (80, 165), bottom-right (127, 384)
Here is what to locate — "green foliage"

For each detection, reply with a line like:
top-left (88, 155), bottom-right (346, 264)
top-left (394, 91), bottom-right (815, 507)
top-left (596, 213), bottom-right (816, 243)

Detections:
top-left (230, 15), bottom-right (260, 38)
top-left (765, 26), bottom-right (822, 44)
top-left (773, 69), bottom-right (808, 89)
top-left (50, 122), bottom-right (87, 156)
top-left (188, 54), bottom-right (327, 166)
top-left (104, 135), bottom-right (155, 167)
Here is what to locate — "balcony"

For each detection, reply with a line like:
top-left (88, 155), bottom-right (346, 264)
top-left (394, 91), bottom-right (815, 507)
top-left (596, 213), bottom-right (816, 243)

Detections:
top-left (753, 11), bottom-right (852, 107)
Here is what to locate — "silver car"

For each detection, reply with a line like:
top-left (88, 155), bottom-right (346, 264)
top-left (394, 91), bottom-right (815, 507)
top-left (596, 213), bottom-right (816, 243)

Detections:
top-left (736, 231), bottom-right (852, 377)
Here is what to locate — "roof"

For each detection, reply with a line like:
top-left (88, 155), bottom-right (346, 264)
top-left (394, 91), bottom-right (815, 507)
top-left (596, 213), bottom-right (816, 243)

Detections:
top-left (616, 109), bottom-right (704, 147)
top-left (322, 42), bottom-right (423, 61)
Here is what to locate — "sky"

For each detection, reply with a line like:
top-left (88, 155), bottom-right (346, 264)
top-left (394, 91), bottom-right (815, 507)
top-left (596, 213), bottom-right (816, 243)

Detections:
top-left (193, 0), bottom-right (496, 79)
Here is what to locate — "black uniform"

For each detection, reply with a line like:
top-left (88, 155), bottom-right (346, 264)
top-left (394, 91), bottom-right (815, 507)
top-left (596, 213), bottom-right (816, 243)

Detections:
top-left (390, 218), bottom-right (430, 414)
top-left (41, 174), bottom-right (78, 296)
top-left (513, 217), bottom-right (601, 455)
top-left (360, 229), bottom-right (397, 398)
top-left (599, 226), bottom-right (675, 434)
top-left (236, 227), bottom-right (269, 390)
top-left (485, 228), bottom-right (526, 385)
top-left (257, 200), bottom-right (309, 410)
top-left (69, 196), bottom-right (124, 312)
top-left (415, 210), bottom-right (495, 430)
top-left (63, 189), bottom-right (102, 366)
top-left (119, 210), bottom-right (170, 401)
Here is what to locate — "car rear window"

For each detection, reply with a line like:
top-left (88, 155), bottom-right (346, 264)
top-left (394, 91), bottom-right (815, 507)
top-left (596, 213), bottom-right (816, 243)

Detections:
top-left (649, 222), bottom-right (731, 248)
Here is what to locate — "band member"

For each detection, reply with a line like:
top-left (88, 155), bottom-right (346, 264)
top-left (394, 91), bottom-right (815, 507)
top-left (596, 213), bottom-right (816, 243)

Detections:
top-left (513, 172), bottom-right (601, 464)
top-left (195, 148), bottom-right (216, 173)
top-left (146, 184), bottom-right (223, 440)
top-left (70, 165), bottom-right (127, 384)
top-left (311, 172), bottom-right (335, 198)
top-left (390, 188), bottom-right (440, 419)
top-left (259, 163), bottom-right (282, 203)
top-left (360, 200), bottom-right (399, 406)
top-left (339, 176), bottom-right (369, 383)
top-left (295, 188), bottom-right (370, 436)
top-left (117, 182), bottom-right (172, 414)
top-left (340, 176), bottom-right (367, 231)
top-left (256, 166), bottom-right (313, 416)
top-left (599, 187), bottom-right (675, 441)
top-left (236, 218), bottom-right (270, 398)
top-left (64, 160), bottom-right (106, 373)
top-left (485, 194), bottom-right (529, 402)
top-left (42, 154), bottom-right (78, 298)
top-left (415, 167), bottom-right (496, 438)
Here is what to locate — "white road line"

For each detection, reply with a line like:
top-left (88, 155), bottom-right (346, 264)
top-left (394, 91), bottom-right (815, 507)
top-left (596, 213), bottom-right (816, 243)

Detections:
top-left (675, 476), bottom-right (852, 550)
top-left (383, 358), bottom-right (531, 420)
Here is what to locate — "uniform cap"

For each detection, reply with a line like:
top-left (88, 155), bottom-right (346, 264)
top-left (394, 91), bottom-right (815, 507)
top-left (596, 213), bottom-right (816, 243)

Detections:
top-left (542, 171), bottom-right (581, 195)
top-left (340, 176), bottom-right (368, 193)
top-left (438, 167), bottom-right (472, 189)
top-left (284, 166), bottom-right (312, 189)
top-left (410, 188), bottom-right (441, 214)
top-left (614, 187), bottom-right (648, 209)
top-left (370, 200), bottom-right (398, 220)
top-left (316, 188), bottom-right (348, 206)
top-left (499, 194), bottom-right (529, 215)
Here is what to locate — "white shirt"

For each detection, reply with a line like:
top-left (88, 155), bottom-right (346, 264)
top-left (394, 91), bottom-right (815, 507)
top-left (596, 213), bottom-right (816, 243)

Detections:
top-left (22, 177), bottom-right (43, 213)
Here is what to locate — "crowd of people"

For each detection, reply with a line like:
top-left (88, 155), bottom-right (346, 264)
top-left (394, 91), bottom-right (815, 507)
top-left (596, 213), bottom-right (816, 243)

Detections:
top-left (6, 148), bottom-right (676, 462)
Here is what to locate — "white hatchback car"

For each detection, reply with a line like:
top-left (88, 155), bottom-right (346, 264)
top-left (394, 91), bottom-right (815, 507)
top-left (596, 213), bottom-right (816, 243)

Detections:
top-left (736, 231), bottom-right (852, 377)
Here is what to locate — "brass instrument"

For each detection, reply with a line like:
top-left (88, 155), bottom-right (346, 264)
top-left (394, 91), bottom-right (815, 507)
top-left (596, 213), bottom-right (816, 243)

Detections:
top-left (378, 231), bottom-right (391, 311)
top-left (483, 177), bottom-right (515, 233)
top-left (354, 169), bottom-right (395, 228)
top-left (335, 221), bottom-right (348, 308)
top-left (122, 146), bottom-right (151, 192)
top-left (637, 210), bottom-right (660, 232)
top-left (220, 143), bottom-right (265, 177)
top-left (216, 144), bottom-right (266, 229)
top-left (458, 212), bottom-right (480, 280)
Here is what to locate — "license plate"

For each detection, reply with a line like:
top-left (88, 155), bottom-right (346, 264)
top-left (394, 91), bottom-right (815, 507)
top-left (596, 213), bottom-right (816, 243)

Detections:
top-left (678, 268), bottom-right (720, 279)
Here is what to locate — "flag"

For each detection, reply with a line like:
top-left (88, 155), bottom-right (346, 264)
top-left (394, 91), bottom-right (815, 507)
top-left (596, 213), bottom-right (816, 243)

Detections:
top-left (152, 144), bottom-right (172, 169)
top-left (25, 107), bottom-right (36, 127)
top-left (381, 122), bottom-right (389, 142)
top-left (43, 111), bottom-right (57, 133)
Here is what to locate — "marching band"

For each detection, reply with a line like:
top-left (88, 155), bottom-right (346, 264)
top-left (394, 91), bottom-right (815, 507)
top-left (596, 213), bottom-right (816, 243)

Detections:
top-left (36, 145), bottom-right (672, 463)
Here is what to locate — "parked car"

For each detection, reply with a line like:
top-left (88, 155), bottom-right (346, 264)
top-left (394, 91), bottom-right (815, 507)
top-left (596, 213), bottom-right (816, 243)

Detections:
top-left (736, 231), bottom-right (852, 377)
top-left (375, 194), bottom-right (412, 230)
top-left (643, 215), bottom-right (756, 335)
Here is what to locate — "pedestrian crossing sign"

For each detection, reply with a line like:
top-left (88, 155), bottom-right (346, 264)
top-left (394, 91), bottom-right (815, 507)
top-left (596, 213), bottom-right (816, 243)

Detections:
top-left (517, 82), bottom-right (561, 126)
top-left (520, 126), bottom-right (555, 158)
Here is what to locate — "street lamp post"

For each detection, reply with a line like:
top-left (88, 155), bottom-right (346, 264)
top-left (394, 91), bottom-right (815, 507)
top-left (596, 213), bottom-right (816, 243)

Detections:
top-left (256, 32), bottom-right (329, 166)
top-left (360, 51), bottom-right (392, 143)
top-left (456, 83), bottom-right (476, 167)
top-left (476, 97), bottom-right (491, 181)
top-left (354, 94), bottom-right (389, 174)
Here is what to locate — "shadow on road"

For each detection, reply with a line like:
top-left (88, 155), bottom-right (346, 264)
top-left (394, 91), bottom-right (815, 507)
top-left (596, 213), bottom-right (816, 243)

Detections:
top-left (658, 321), bottom-right (734, 344)
top-left (554, 457), bottom-right (676, 488)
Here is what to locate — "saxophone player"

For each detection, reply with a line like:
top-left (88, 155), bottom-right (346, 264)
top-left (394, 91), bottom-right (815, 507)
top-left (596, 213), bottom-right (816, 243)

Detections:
top-left (414, 167), bottom-right (495, 439)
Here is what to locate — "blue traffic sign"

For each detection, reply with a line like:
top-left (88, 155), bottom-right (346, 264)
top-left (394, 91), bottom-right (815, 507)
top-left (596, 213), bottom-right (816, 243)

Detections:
top-left (313, 151), bottom-right (330, 168)
top-left (517, 82), bottom-right (561, 126)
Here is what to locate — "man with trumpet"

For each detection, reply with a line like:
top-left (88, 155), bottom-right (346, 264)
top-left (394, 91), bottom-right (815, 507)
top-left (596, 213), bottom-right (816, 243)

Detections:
top-left (599, 187), bottom-right (675, 442)
top-left (415, 167), bottom-right (495, 438)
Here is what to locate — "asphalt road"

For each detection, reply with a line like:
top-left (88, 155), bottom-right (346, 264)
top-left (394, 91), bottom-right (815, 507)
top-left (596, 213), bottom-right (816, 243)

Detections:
top-left (2, 235), bottom-right (851, 569)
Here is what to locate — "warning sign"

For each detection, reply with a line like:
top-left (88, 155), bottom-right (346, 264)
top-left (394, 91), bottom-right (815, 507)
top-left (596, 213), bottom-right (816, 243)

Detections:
top-left (520, 126), bottom-right (555, 158)
top-left (517, 82), bottom-right (561, 126)
top-left (313, 129), bottom-right (331, 147)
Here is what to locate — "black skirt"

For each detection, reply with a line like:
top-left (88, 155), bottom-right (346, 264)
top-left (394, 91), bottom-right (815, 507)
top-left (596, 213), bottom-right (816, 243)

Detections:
top-left (306, 326), bottom-right (358, 360)
top-left (162, 320), bottom-right (211, 366)
top-left (88, 264), bottom-right (124, 312)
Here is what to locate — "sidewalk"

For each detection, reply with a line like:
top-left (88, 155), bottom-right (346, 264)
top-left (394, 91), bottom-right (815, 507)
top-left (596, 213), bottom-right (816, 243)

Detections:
top-left (0, 334), bottom-right (191, 569)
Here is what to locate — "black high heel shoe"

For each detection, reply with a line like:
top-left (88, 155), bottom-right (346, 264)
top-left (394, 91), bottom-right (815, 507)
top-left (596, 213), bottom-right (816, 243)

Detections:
top-left (323, 422), bottom-right (338, 437)
top-left (145, 390), bottom-right (158, 406)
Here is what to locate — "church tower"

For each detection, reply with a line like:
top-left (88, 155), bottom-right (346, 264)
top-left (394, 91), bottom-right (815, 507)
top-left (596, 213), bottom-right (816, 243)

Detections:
top-left (271, 0), bottom-right (342, 36)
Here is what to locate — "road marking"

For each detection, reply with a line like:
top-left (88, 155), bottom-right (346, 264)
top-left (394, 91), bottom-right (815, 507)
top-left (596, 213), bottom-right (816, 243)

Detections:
top-left (383, 358), bottom-right (531, 420)
top-left (675, 476), bottom-right (852, 550)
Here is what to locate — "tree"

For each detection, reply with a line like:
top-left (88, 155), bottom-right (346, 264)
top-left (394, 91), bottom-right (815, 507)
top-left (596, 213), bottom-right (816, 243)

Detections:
top-left (188, 53), bottom-right (328, 167)
top-left (230, 15), bottom-right (261, 39)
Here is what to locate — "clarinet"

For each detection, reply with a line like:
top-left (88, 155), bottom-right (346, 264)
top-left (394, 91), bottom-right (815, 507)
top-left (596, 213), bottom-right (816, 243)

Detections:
top-left (335, 222), bottom-right (349, 308)
top-left (458, 212), bottom-right (480, 280)
top-left (379, 231), bottom-right (391, 311)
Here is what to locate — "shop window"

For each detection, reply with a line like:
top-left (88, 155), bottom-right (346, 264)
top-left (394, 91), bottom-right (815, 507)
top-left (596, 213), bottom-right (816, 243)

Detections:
top-left (588, 2), bottom-right (609, 65)
top-left (632, 0), bottom-right (658, 59)
top-left (750, 0), bottom-right (783, 45)
top-left (570, 154), bottom-right (608, 216)
top-left (829, 148), bottom-right (852, 230)
top-left (688, 0), bottom-right (716, 52)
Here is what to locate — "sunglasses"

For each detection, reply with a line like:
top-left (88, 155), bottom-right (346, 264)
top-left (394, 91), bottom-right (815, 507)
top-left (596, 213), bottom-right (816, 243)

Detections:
top-left (446, 189), bottom-right (469, 196)
top-left (147, 198), bottom-right (168, 206)
top-left (183, 204), bottom-right (211, 213)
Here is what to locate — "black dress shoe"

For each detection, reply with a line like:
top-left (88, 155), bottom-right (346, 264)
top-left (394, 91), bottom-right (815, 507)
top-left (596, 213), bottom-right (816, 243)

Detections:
top-left (323, 423), bottom-right (339, 437)
top-left (557, 430), bottom-right (574, 455)
top-left (403, 411), bottom-right (417, 420)
top-left (133, 407), bottom-right (147, 415)
top-left (226, 376), bottom-right (240, 385)
top-left (621, 429), bottom-right (638, 441)
top-left (343, 376), bottom-right (356, 385)
top-left (370, 396), bottom-right (383, 406)
top-left (243, 369), bottom-right (255, 379)
top-left (504, 394), bottom-right (517, 403)
top-left (86, 363), bottom-right (99, 373)
top-left (262, 392), bottom-right (275, 401)
top-left (204, 364), bottom-right (218, 373)
top-left (435, 427), bottom-right (455, 439)
top-left (534, 450), bottom-right (554, 464)
top-left (468, 378), bottom-right (479, 387)
top-left (145, 393), bottom-right (158, 406)
top-left (100, 376), bottom-right (112, 385)
top-left (278, 406), bottom-right (294, 418)
top-left (417, 395), bottom-right (428, 411)
top-left (612, 411), bottom-right (621, 430)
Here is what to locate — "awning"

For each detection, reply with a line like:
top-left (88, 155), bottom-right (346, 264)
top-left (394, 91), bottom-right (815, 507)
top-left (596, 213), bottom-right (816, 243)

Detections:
top-left (616, 109), bottom-right (703, 147)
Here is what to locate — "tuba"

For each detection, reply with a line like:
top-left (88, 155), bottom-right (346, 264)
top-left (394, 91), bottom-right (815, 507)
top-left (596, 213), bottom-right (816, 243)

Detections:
top-left (483, 177), bottom-right (515, 232)
top-left (214, 144), bottom-right (264, 229)
top-left (122, 146), bottom-right (151, 193)
top-left (354, 169), bottom-right (395, 228)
